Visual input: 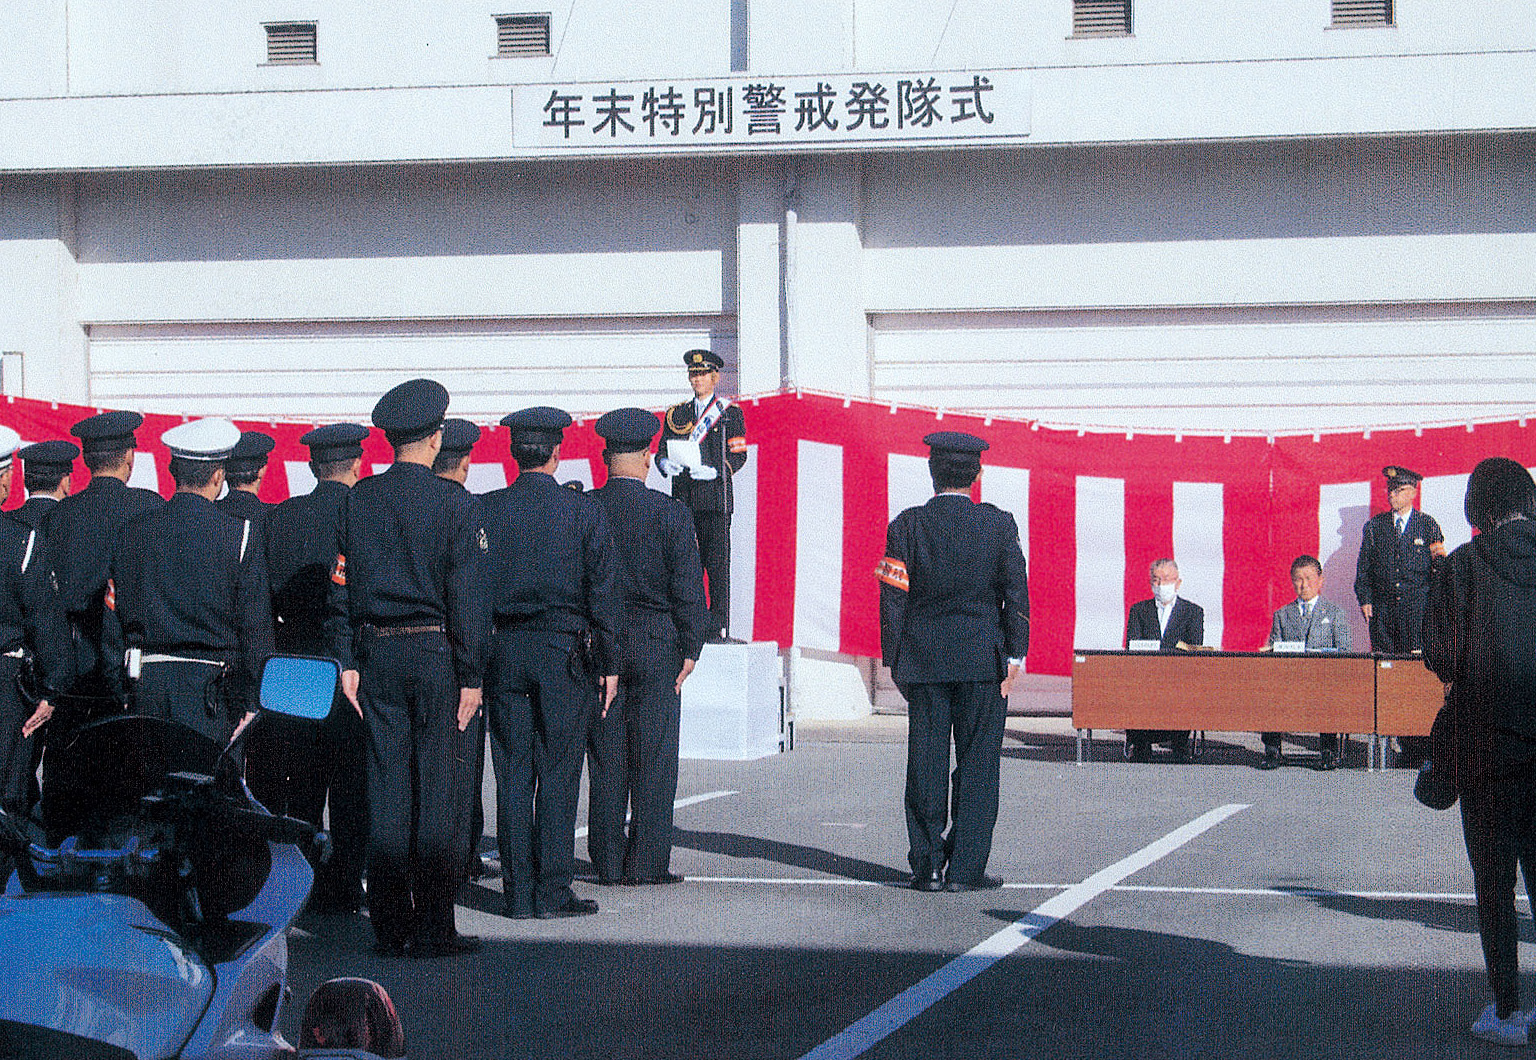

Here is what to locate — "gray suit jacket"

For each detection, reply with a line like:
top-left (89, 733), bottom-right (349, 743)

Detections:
top-left (1267, 596), bottom-right (1352, 651)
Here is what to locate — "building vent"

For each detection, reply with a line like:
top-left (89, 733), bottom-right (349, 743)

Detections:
top-left (264, 22), bottom-right (317, 64)
top-left (1072, 0), bottom-right (1132, 37)
top-left (496, 13), bottom-right (552, 57)
top-left (1331, 0), bottom-right (1393, 26)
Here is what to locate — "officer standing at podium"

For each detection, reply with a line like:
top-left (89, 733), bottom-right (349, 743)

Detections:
top-left (879, 431), bottom-right (1028, 894)
top-left (587, 407), bottom-right (711, 886)
top-left (659, 350), bottom-right (747, 640)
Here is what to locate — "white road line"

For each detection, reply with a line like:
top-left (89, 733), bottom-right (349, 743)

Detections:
top-left (573, 789), bottom-right (736, 840)
top-left (796, 803), bottom-right (1250, 1060)
top-left (627, 878), bottom-right (1493, 903)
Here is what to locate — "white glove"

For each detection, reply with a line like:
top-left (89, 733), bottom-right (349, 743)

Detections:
top-left (658, 457), bottom-right (684, 477)
top-left (691, 464), bottom-right (719, 481)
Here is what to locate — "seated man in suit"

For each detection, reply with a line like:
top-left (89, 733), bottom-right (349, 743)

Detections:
top-left (1259, 554), bottom-right (1353, 771)
top-left (1124, 558), bottom-right (1204, 762)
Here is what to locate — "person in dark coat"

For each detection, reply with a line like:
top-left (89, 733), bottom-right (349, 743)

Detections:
top-left (1424, 457), bottom-right (1536, 1045)
top-left (106, 418), bottom-right (273, 747)
top-left (325, 380), bottom-right (489, 957)
top-left (879, 431), bottom-right (1029, 893)
top-left (0, 427), bottom-right (75, 818)
top-left (587, 408), bottom-right (711, 886)
top-left (51, 411), bottom-right (164, 712)
top-left (1355, 465), bottom-right (1447, 653)
top-left (658, 349), bottom-right (747, 640)
top-left (480, 406), bottom-right (620, 919)
top-left (1123, 557), bottom-right (1204, 762)
top-left (216, 430), bottom-right (275, 530)
top-left (254, 422), bottom-right (370, 914)
top-left (11, 440), bottom-right (78, 533)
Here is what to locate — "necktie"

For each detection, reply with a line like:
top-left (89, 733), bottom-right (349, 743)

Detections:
top-left (1396, 514), bottom-right (1406, 536)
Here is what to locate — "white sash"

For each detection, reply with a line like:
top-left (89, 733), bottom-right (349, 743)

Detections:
top-left (689, 395), bottom-right (730, 444)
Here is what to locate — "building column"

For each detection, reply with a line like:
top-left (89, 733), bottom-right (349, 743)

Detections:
top-left (0, 178), bottom-right (87, 404)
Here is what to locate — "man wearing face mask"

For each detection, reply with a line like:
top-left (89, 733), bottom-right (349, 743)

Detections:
top-left (1123, 558), bottom-right (1204, 762)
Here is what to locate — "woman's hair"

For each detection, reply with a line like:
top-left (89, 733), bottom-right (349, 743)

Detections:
top-left (1464, 457), bottom-right (1536, 532)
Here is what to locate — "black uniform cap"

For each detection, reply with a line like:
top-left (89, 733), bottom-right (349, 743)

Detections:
top-left (71, 410), bottom-right (144, 454)
top-left (594, 407), bottom-right (660, 454)
top-left (923, 431), bottom-right (990, 455)
top-left (684, 349), bottom-right (725, 373)
top-left (500, 406), bottom-right (572, 447)
top-left (226, 430), bottom-right (276, 472)
top-left (1384, 466), bottom-right (1424, 489)
top-left (373, 378), bottom-right (450, 446)
top-left (440, 418), bottom-right (482, 456)
top-left (18, 439), bottom-right (80, 472)
top-left (300, 422), bottom-right (369, 462)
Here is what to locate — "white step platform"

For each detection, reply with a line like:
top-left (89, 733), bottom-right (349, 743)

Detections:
top-left (679, 641), bottom-right (787, 760)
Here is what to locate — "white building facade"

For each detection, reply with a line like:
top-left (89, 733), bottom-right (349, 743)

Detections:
top-left (1, 0), bottom-right (1534, 433)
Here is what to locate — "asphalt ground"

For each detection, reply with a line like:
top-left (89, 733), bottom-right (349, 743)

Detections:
top-left (284, 719), bottom-right (1515, 1060)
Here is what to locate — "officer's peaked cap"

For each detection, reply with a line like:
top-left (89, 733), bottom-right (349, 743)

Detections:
top-left (501, 407), bottom-right (572, 447)
top-left (226, 430), bottom-right (276, 472)
top-left (71, 410), bottom-right (144, 454)
top-left (300, 422), bottom-right (369, 462)
top-left (684, 349), bottom-right (725, 372)
top-left (18, 439), bottom-right (80, 472)
top-left (373, 379), bottom-right (450, 446)
top-left (1384, 466), bottom-right (1424, 489)
top-left (440, 418), bottom-right (482, 456)
top-left (923, 431), bottom-right (990, 456)
top-left (594, 407), bottom-right (660, 454)
top-left (162, 417), bottom-right (241, 461)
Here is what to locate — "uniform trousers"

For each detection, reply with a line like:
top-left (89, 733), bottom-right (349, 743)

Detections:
top-left (690, 510), bottom-right (731, 638)
top-left (357, 632), bottom-right (475, 947)
top-left (245, 691), bottom-right (369, 910)
top-left (1368, 589), bottom-right (1429, 654)
top-left (1460, 757), bottom-right (1536, 1017)
top-left (132, 659), bottom-right (235, 746)
top-left (487, 628), bottom-right (594, 915)
top-left (903, 680), bottom-right (1005, 885)
top-left (587, 626), bottom-right (683, 882)
top-left (0, 656), bottom-right (34, 814)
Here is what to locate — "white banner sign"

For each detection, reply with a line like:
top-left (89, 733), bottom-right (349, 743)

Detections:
top-left (512, 70), bottom-right (1030, 151)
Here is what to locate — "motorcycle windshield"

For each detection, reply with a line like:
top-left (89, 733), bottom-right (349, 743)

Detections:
top-left (40, 715), bottom-right (222, 843)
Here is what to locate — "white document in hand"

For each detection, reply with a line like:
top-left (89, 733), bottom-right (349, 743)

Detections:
top-left (668, 438), bottom-right (704, 471)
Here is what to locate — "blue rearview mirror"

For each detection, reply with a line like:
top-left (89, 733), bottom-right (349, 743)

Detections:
top-left (259, 655), bottom-right (341, 720)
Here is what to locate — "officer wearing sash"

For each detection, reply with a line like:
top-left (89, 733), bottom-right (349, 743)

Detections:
top-left (217, 430), bottom-right (276, 530)
top-left (106, 417), bottom-right (273, 746)
top-left (659, 350), bottom-right (747, 640)
top-left (0, 427), bottom-right (74, 818)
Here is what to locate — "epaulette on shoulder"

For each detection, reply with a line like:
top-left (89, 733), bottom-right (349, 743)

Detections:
top-left (664, 403), bottom-right (695, 435)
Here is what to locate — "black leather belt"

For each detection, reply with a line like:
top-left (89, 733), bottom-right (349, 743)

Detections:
top-left (368, 623), bottom-right (445, 637)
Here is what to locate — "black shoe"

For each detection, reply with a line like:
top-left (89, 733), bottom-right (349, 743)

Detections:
top-left (1257, 748), bottom-right (1282, 770)
top-left (465, 854), bottom-right (496, 880)
top-left (623, 872), bottom-right (685, 886)
top-left (412, 934), bottom-right (481, 958)
top-left (910, 866), bottom-right (942, 892)
top-left (536, 897), bottom-right (599, 919)
top-left (1126, 741), bottom-right (1152, 763)
top-left (943, 873), bottom-right (1003, 893)
top-left (1318, 749), bottom-right (1339, 771)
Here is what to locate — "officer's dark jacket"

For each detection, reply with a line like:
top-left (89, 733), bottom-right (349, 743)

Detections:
top-left (0, 513), bottom-right (74, 696)
top-left (325, 461), bottom-right (488, 687)
top-left (49, 475), bottom-right (164, 615)
top-left (592, 475), bottom-right (711, 663)
top-left (479, 470), bottom-right (620, 675)
top-left (1354, 508), bottom-right (1444, 605)
top-left (107, 492), bottom-right (274, 688)
top-left (1125, 597), bottom-right (1205, 652)
top-left (217, 488), bottom-right (272, 531)
top-left (660, 399), bottom-right (747, 514)
top-left (10, 496), bottom-right (59, 533)
top-left (266, 479), bottom-right (348, 654)
top-left (879, 493), bottom-right (1030, 685)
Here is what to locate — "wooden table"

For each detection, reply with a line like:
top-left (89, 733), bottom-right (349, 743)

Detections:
top-left (1373, 655), bottom-right (1445, 766)
top-left (1071, 650), bottom-right (1377, 764)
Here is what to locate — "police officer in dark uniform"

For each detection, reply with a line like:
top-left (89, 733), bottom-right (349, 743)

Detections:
top-left (325, 380), bottom-right (488, 957)
top-left (106, 417), bottom-right (274, 746)
top-left (1354, 466), bottom-right (1447, 653)
top-left (217, 430), bottom-right (275, 529)
top-left (481, 406), bottom-right (619, 919)
top-left (255, 422), bottom-right (370, 914)
top-left (12, 440), bottom-right (79, 532)
top-left (879, 431), bottom-right (1029, 893)
top-left (587, 408), bottom-right (711, 886)
top-left (659, 350), bottom-right (748, 640)
top-left (0, 427), bottom-right (74, 819)
top-left (432, 418), bottom-right (494, 881)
